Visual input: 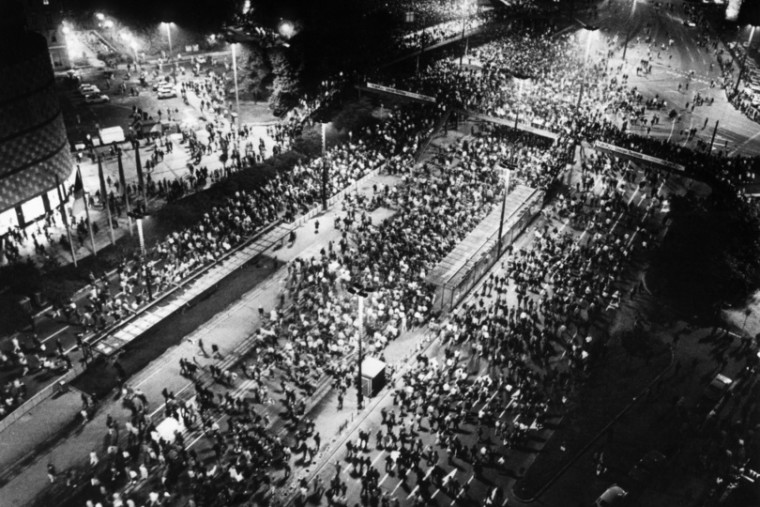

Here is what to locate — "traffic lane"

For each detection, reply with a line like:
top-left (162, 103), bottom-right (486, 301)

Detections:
top-left (311, 394), bottom-right (500, 507)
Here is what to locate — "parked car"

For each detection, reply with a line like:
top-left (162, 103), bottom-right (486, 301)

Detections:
top-left (84, 94), bottom-right (110, 104)
top-left (595, 485), bottom-right (628, 507)
top-left (78, 84), bottom-right (100, 95)
top-left (157, 87), bottom-right (177, 99)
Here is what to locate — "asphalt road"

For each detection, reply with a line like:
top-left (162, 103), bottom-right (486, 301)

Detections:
top-left (595, 0), bottom-right (760, 157)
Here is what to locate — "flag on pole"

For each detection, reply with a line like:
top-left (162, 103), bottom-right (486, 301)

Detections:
top-left (72, 166), bottom-right (86, 216)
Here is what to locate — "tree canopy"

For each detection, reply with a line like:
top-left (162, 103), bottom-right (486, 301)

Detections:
top-left (651, 182), bottom-right (760, 316)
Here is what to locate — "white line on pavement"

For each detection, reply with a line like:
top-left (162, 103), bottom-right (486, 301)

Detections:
top-left (42, 325), bottom-right (71, 344)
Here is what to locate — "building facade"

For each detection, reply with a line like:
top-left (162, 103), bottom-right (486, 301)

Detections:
top-left (0, 1), bottom-right (74, 229)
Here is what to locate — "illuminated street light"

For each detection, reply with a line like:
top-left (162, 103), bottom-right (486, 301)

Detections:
top-left (278, 20), bottom-right (294, 39)
top-left (577, 25), bottom-right (600, 111)
top-left (95, 12), bottom-right (105, 21)
top-left (161, 22), bottom-right (174, 56)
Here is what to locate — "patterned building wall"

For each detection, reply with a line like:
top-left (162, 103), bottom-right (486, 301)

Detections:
top-left (0, 32), bottom-right (73, 214)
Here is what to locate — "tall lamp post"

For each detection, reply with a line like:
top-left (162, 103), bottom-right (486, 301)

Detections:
top-left (576, 25), bottom-right (600, 111)
top-left (496, 168), bottom-right (511, 257)
top-left (458, 0), bottom-right (473, 69)
top-left (230, 42), bottom-right (241, 131)
top-left (348, 283), bottom-right (373, 409)
top-left (512, 72), bottom-right (533, 128)
top-left (162, 22), bottom-right (173, 56)
top-left (621, 0), bottom-right (639, 61)
top-left (733, 25), bottom-right (757, 96)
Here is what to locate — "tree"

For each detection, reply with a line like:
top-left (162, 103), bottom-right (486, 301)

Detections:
top-left (650, 183), bottom-right (760, 316)
top-left (241, 44), bottom-right (272, 101)
top-left (268, 47), bottom-right (302, 116)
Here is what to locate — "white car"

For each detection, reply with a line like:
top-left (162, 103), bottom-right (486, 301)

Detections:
top-left (78, 84), bottom-right (100, 95)
top-left (157, 87), bottom-right (177, 99)
top-left (84, 94), bottom-right (110, 104)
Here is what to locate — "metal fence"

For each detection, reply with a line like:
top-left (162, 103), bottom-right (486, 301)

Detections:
top-left (435, 190), bottom-right (544, 313)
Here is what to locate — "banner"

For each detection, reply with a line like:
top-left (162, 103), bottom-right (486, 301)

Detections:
top-left (365, 83), bottom-right (436, 103)
top-left (594, 141), bottom-right (685, 172)
top-left (463, 110), bottom-right (559, 141)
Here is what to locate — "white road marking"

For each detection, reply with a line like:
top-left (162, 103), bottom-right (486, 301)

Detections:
top-left (42, 325), bottom-right (71, 344)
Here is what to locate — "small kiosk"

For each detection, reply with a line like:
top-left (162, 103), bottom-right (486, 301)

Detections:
top-left (360, 357), bottom-right (386, 398)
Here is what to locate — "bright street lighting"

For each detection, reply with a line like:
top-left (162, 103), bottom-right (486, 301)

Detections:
top-left (161, 22), bottom-right (174, 56)
top-left (95, 13), bottom-right (105, 21)
top-left (278, 20), bottom-right (294, 39)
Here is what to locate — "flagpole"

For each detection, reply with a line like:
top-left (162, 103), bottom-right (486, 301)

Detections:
top-left (97, 156), bottom-right (116, 245)
top-left (55, 173), bottom-right (77, 267)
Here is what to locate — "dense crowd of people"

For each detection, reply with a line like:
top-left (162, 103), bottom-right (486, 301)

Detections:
top-left (5, 2), bottom-right (760, 506)
top-left (397, 12), bottom-right (494, 52)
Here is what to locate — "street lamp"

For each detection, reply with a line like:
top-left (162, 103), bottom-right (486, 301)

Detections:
top-left (496, 167), bottom-right (511, 257)
top-left (458, 0), bottom-right (473, 69)
top-left (161, 22), bottom-right (173, 56)
top-left (576, 25), bottom-right (600, 111)
top-left (512, 72), bottom-right (532, 128)
top-left (347, 283), bottom-right (373, 409)
top-left (733, 25), bottom-right (757, 96)
top-left (230, 43), bottom-right (241, 131)
top-left (278, 20), bottom-right (294, 39)
top-left (622, 0), bottom-right (639, 61)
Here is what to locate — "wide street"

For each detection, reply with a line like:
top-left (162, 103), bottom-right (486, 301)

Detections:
top-left (1, 0), bottom-right (759, 506)
top-left (598, 0), bottom-right (760, 156)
